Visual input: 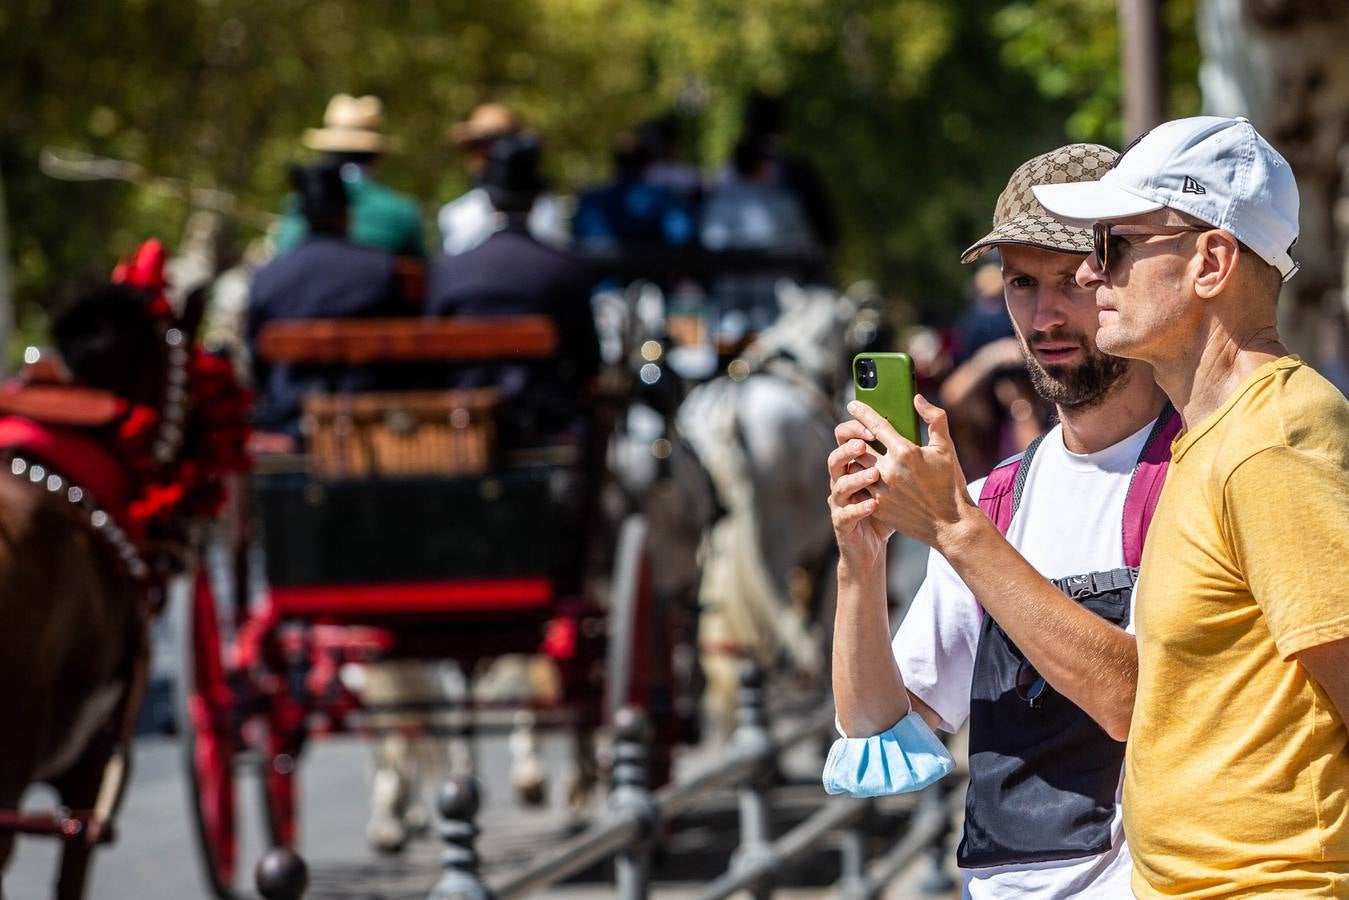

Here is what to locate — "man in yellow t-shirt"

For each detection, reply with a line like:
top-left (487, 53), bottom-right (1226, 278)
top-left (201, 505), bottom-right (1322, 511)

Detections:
top-left (1036, 117), bottom-right (1349, 897)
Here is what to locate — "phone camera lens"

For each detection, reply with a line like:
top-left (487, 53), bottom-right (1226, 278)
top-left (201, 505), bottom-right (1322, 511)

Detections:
top-left (856, 358), bottom-right (878, 389)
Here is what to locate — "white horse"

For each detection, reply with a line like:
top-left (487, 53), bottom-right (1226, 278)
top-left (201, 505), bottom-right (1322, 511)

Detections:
top-left (603, 279), bottom-right (926, 744)
top-left (677, 281), bottom-right (871, 736)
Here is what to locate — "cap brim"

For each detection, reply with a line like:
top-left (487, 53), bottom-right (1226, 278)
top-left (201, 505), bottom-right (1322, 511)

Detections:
top-left (1032, 181), bottom-right (1163, 226)
top-left (960, 214), bottom-right (1095, 264)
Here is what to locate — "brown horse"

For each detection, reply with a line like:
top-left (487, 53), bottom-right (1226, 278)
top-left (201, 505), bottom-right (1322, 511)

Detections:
top-left (0, 281), bottom-right (176, 900)
top-left (0, 469), bottom-right (146, 900)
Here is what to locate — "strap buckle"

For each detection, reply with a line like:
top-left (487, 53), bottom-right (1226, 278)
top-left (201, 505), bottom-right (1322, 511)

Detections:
top-left (1054, 567), bottom-right (1138, 599)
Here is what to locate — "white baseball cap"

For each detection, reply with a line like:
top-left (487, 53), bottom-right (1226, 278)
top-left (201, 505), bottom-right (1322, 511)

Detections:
top-left (1032, 116), bottom-right (1300, 281)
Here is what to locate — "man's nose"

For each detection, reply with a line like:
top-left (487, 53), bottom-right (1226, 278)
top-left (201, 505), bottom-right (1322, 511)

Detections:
top-left (1076, 253), bottom-right (1106, 290)
top-left (1031, 285), bottom-right (1069, 332)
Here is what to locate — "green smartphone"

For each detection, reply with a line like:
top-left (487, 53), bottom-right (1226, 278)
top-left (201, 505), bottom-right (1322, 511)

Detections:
top-left (852, 352), bottom-right (920, 450)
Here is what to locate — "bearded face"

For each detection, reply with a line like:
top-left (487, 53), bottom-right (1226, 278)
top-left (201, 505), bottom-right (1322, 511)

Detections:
top-left (1018, 325), bottom-right (1131, 411)
top-left (997, 245), bottom-right (1133, 412)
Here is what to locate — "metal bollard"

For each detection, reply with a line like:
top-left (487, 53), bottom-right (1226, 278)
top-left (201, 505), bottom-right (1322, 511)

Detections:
top-left (428, 775), bottom-right (494, 900)
top-left (919, 765), bottom-right (957, 895)
top-left (610, 707), bottom-right (658, 900)
top-left (255, 847), bottom-right (309, 900)
top-left (837, 818), bottom-right (871, 900)
top-left (731, 661), bottom-right (774, 900)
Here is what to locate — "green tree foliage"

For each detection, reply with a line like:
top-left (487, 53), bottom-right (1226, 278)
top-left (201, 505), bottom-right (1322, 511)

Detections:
top-left (1, 0), bottom-right (1200, 343)
top-left (995, 0), bottom-right (1200, 146)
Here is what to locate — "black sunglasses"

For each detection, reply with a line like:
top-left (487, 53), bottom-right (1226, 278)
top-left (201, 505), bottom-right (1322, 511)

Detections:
top-left (1015, 657), bottom-right (1048, 709)
top-left (1092, 222), bottom-right (1209, 272)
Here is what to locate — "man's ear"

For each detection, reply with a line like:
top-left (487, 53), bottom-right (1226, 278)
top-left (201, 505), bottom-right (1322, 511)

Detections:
top-left (1193, 230), bottom-right (1241, 300)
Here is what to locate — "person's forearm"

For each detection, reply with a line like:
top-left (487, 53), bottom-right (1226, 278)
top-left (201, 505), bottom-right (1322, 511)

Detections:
top-left (940, 513), bottom-right (1137, 740)
top-left (831, 551), bottom-right (911, 737)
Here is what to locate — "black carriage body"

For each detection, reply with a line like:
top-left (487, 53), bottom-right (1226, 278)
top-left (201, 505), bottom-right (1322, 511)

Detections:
top-left (254, 466), bottom-right (579, 591)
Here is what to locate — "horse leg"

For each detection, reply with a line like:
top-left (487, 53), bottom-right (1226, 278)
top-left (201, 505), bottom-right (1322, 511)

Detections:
top-left (0, 788), bottom-right (17, 900)
top-left (361, 662), bottom-right (417, 853)
top-left (507, 712), bottom-right (547, 807)
top-left (51, 731), bottom-right (120, 900)
top-left (565, 726), bottom-right (599, 815)
top-left (0, 770), bottom-right (23, 900)
top-left (697, 600), bottom-right (741, 745)
top-left (367, 732), bottom-right (411, 854)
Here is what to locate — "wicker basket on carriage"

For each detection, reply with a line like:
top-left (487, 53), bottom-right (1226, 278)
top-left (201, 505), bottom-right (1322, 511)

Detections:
top-left (301, 388), bottom-right (499, 478)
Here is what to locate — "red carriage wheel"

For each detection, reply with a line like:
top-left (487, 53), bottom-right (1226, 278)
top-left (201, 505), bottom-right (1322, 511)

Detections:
top-left (178, 565), bottom-right (240, 899)
top-left (605, 513), bottom-right (682, 786)
top-left (605, 514), bottom-right (650, 723)
top-left (259, 706), bottom-right (299, 849)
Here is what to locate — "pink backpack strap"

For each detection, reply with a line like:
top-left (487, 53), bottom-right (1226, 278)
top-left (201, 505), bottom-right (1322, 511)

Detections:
top-left (974, 438), bottom-right (1044, 624)
top-left (1121, 405), bottom-right (1182, 566)
top-left (978, 435), bottom-right (1046, 535)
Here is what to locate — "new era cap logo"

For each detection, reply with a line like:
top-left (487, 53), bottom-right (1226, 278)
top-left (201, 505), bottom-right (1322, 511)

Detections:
top-left (1182, 176), bottom-right (1207, 195)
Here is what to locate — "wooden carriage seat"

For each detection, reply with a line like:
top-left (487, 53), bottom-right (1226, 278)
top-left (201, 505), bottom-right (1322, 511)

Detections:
top-left (255, 316), bottom-right (558, 366)
top-left (252, 316), bottom-right (572, 621)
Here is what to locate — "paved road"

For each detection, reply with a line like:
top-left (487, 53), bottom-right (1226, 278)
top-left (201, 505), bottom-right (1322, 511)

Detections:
top-left (6, 728), bottom-right (951, 900)
top-left (6, 558), bottom-right (955, 900)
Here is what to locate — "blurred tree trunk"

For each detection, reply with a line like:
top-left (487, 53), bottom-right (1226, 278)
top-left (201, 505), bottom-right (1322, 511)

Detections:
top-left (1118, 0), bottom-right (1168, 138)
top-left (1199, 0), bottom-right (1349, 385)
top-left (0, 163), bottom-right (12, 375)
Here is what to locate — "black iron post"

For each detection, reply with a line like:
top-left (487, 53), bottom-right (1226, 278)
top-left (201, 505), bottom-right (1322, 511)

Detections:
top-left (919, 763), bottom-right (957, 895)
top-left (837, 818), bottom-right (871, 900)
top-left (731, 661), bottom-right (774, 900)
top-left (610, 707), bottom-right (658, 900)
top-left (428, 776), bottom-right (494, 900)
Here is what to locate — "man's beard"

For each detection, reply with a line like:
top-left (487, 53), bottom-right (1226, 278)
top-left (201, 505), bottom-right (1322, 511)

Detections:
top-left (1020, 328), bottom-right (1130, 411)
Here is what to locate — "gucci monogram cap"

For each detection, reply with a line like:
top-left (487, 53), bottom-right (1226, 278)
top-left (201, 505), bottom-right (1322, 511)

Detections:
top-left (961, 143), bottom-right (1119, 264)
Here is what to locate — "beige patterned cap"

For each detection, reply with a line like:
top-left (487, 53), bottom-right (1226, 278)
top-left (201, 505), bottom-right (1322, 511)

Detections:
top-left (961, 143), bottom-right (1118, 263)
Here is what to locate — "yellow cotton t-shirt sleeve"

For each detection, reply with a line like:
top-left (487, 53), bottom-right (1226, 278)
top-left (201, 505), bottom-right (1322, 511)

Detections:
top-left (1223, 444), bottom-right (1349, 660)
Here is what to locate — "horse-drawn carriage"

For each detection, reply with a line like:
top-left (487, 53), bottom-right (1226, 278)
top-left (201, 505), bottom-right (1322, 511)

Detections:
top-left (0, 235), bottom-right (860, 899)
top-left (180, 314), bottom-right (696, 898)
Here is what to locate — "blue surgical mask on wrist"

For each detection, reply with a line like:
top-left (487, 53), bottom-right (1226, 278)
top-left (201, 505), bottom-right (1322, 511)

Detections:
top-left (822, 710), bottom-right (955, 798)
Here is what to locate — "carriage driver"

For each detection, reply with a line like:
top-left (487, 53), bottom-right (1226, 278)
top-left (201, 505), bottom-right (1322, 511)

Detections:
top-left (826, 143), bottom-right (1174, 898)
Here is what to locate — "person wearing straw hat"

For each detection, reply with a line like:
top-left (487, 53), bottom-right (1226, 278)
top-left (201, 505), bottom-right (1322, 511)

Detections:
top-left (827, 143), bottom-right (1178, 898)
top-left (276, 94), bottom-right (426, 259)
top-left (437, 102), bottom-right (569, 256)
top-left (250, 162), bottom-right (406, 444)
top-left (428, 134), bottom-right (599, 443)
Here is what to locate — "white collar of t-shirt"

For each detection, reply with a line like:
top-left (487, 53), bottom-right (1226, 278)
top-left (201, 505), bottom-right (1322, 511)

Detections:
top-left (1004, 417), bottom-right (1159, 580)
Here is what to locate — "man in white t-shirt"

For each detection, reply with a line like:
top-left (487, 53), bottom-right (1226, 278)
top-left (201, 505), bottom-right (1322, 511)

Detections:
top-left (827, 144), bottom-right (1173, 898)
top-left (438, 103), bottom-right (570, 256)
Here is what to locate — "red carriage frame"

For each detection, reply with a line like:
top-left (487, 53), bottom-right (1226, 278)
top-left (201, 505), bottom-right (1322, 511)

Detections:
top-left (179, 316), bottom-right (690, 898)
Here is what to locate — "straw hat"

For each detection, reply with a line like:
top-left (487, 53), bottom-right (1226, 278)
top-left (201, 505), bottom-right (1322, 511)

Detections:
top-left (448, 103), bottom-right (523, 145)
top-left (303, 94), bottom-right (388, 154)
top-left (961, 143), bottom-right (1117, 263)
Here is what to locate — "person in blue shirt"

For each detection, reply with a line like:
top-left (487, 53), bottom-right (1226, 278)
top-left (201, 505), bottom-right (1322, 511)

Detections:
top-left (573, 132), bottom-right (696, 250)
top-left (427, 136), bottom-right (600, 444)
top-left (250, 163), bottom-right (406, 442)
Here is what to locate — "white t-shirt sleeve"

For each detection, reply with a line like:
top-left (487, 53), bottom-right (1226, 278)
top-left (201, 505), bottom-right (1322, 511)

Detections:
top-left (892, 546), bottom-right (982, 734)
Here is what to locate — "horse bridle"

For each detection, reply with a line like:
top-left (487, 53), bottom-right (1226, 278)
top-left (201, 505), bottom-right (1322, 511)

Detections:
top-left (2, 453), bottom-right (150, 585)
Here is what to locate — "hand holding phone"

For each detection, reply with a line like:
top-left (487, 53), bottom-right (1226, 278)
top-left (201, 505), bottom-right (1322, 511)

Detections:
top-left (852, 352), bottom-right (920, 450)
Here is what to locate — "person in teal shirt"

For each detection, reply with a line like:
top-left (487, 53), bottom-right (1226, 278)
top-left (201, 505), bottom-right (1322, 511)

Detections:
top-left (276, 94), bottom-right (426, 259)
